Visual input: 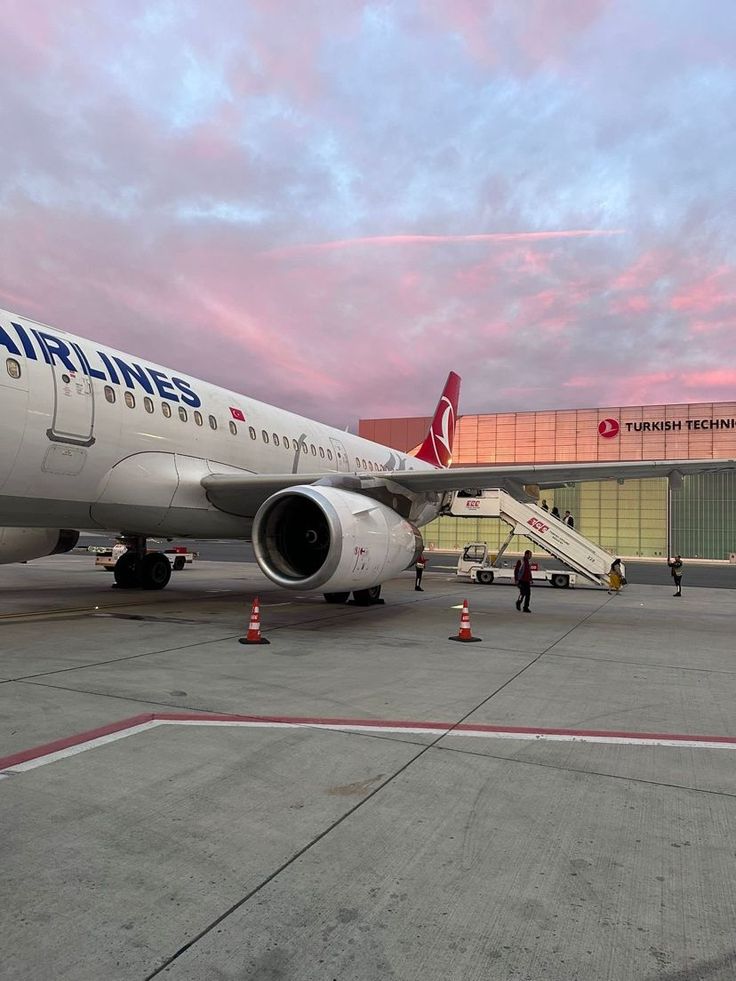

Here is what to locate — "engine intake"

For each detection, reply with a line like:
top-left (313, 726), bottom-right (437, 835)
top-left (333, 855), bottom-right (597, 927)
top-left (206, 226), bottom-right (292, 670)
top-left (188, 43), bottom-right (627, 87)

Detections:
top-left (0, 528), bottom-right (80, 565)
top-left (253, 485), bottom-right (422, 593)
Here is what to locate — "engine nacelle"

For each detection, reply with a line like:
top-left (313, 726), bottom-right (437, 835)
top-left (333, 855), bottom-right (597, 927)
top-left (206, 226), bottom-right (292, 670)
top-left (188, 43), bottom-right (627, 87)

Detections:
top-left (0, 528), bottom-right (80, 565)
top-left (253, 486), bottom-right (423, 593)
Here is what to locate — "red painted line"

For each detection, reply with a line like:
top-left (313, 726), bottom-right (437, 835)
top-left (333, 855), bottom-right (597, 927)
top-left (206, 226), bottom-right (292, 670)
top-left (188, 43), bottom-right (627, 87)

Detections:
top-left (0, 713), bottom-right (154, 771)
top-left (3, 711), bottom-right (736, 773)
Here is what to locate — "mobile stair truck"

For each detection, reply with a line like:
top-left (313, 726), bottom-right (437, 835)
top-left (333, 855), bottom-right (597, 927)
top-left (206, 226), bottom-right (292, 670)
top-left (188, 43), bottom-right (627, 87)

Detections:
top-left (449, 489), bottom-right (614, 589)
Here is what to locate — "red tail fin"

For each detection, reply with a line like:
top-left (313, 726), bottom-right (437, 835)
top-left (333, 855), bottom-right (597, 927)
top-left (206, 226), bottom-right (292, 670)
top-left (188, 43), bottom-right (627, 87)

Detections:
top-left (414, 371), bottom-right (461, 469)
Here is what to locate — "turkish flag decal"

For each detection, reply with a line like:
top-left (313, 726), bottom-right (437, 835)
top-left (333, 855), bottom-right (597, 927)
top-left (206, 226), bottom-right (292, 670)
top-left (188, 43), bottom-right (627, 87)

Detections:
top-left (230, 407), bottom-right (245, 422)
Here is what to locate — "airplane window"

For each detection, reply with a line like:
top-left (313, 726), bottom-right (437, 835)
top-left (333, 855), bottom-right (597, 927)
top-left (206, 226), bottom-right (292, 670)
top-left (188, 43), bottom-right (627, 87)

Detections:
top-left (162, 402), bottom-right (172, 418)
top-left (229, 421), bottom-right (237, 435)
top-left (143, 396), bottom-right (154, 414)
top-left (327, 449), bottom-right (333, 461)
top-left (310, 444), bottom-right (316, 455)
top-left (368, 461), bottom-right (373, 471)
top-left (209, 415), bottom-right (217, 430)
top-left (194, 410), bottom-right (203, 426)
top-left (319, 447), bottom-right (325, 458)
top-left (283, 436), bottom-right (290, 449)
top-left (361, 458), bottom-right (367, 469)
top-left (355, 457), bottom-right (360, 468)
top-left (300, 440), bottom-right (307, 453)
top-left (249, 426), bottom-right (256, 440)
top-left (273, 434), bottom-right (280, 446)
top-left (124, 392), bottom-right (136, 409)
top-left (262, 430), bottom-right (269, 443)
top-left (6, 358), bottom-right (21, 379)
top-left (179, 407), bottom-right (188, 422)
top-left (105, 386), bottom-right (116, 404)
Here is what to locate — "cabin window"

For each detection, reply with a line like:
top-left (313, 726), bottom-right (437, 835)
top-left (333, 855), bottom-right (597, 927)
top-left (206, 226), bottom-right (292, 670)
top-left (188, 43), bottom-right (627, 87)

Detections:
top-left (310, 444), bottom-right (316, 456)
top-left (355, 457), bottom-right (360, 468)
top-left (368, 461), bottom-right (373, 471)
top-left (124, 392), bottom-right (136, 409)
top-left (273, 434), bottom-right (280, 447)
top-left (143, 396), bottom-right (154, 413)
top-left (178, 407), bottom-right (188, 422)
top-left (194, 410), bottom-right (203, 426)
top-left (300, 440), bottom-right (307, 453)
top-left (104, 386), bottom-right (116, 404)
top-left (261, 430), bottom-right (269, 443)
top-left (209, 415), bottom-right (217, 430)
top-left (283, 436), bottom-right (290, 449)
top-left (162, 402), bottom-right (172, 418)
top-left (6, 358), bottom-right (21, 379)
top-left (229, 421), bottom-right (237, 435)
top-left (326, 449), bottom-right (333, 462)
top-left (319, 446), bottom-right (325, 459)
top-left (249, 426), bottom-right (256, 440)
top-left (361, 458), bottom-right (367, 469)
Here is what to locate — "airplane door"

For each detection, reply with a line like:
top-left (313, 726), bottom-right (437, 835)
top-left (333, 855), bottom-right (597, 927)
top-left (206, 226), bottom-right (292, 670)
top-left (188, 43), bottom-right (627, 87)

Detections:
top-left (330, 437), bottom-right (350, 472)
top-left (0, 354), bottom-right (28, 489)
top-left (46, 362), bottom-right (96, 447)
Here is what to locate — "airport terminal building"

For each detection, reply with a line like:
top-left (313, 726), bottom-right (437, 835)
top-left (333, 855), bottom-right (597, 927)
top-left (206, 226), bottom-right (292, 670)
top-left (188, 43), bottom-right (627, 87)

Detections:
top-left (359, 401), bottom-right (736, 560)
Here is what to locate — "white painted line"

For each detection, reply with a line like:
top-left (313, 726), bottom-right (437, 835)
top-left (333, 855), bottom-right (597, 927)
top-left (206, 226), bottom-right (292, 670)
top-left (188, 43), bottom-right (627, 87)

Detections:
top-left (3, 721), bottom-right (162, 773)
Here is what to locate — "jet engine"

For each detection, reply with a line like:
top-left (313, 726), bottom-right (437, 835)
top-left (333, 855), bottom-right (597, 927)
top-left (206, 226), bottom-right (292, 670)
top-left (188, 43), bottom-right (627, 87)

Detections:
top-left (0, 528), bottom-right (80, 565)
top-left (252, 485), bottom-right (423, 593)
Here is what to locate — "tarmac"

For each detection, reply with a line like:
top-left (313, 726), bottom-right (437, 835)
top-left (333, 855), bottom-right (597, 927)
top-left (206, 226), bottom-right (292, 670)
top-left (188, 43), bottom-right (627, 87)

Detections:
top-left (1, 554), bottom-right (735, 981)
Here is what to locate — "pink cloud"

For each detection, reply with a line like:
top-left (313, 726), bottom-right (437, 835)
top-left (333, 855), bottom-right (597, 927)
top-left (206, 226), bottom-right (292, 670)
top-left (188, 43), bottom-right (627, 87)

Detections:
top-left (264, 229), bottom-right (625, 259)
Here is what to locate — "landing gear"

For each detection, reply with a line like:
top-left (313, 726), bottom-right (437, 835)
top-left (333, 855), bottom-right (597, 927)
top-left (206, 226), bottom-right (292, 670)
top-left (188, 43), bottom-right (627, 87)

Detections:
top-left (324, 592), bottom-right (350, 604)
top-left (112, 536), bottom-right (172, 590)
top-left (352, 585), bottom-right (383, 606)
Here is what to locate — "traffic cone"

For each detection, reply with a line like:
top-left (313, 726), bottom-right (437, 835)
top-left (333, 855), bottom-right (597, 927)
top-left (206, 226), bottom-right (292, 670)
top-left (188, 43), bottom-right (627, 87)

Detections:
top-left (239, 596), bottom-right (271, 645)
top-left (449, 598), bottom-right (482, 643)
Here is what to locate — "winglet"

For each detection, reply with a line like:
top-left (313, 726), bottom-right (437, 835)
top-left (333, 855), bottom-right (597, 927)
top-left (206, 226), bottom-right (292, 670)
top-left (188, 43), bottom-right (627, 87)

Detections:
top-left (414, 371), bottom-right (461, 469)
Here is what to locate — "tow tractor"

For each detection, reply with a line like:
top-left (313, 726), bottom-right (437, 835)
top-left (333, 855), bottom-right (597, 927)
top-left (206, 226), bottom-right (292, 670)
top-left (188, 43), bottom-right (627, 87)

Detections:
top-left (92, 544), bottom-right (196, 572)
top-left (457, 542), bottom-right (576, 588)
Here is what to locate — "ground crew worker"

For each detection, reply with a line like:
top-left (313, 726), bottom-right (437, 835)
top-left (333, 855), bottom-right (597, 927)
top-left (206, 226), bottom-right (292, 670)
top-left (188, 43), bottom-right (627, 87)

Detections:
top-left (514, 549), bottom-right (533, 612)
top-left (415, 553), bottom-right (427, 591)
top-left (608, 558), bottom-right (623, 593)
top-left (668, 555), bottom-right (684, 596)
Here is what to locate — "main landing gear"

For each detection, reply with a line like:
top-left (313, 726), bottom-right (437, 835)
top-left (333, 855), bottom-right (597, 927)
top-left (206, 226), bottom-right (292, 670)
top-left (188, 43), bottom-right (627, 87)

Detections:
top-left (324, 585), bottom-right (382, 606)
top-left (113, 536), bottom-right (172, 590)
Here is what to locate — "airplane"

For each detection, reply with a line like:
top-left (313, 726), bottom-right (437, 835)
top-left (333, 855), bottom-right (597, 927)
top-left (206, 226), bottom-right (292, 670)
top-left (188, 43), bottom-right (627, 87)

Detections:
top-left (1, 305), bottom-right (734, 603)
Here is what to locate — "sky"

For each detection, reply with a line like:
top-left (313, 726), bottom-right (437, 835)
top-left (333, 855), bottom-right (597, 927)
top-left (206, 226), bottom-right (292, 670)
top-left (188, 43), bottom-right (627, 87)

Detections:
top-left (1, 0), bottom-right (735, 427)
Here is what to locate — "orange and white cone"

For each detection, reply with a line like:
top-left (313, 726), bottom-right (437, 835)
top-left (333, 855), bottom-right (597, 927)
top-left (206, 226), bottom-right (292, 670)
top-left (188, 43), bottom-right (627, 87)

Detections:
top-left (449, 598), bottom-right (482, 643)
top-left (239, 596), bottom-right (271, 645)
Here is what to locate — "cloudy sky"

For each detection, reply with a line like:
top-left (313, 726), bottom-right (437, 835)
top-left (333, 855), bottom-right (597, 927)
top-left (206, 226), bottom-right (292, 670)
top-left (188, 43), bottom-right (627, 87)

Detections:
top-left (1, 1), bottom-right (735, 426)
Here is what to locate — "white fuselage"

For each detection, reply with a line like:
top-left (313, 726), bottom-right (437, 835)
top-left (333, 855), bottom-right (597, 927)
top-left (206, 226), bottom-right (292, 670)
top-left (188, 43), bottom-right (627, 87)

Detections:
top-left (0, 309), bottom-right (437, 539)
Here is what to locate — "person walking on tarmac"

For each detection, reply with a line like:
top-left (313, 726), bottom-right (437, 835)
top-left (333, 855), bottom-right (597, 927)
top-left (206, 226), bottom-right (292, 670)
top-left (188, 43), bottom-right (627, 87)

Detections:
top-left (414, 552), bottom-right (427, 591)
top-left (668, 555), bottom-right (684, 596)
top-left (514, 549), bottom-right (534, 613)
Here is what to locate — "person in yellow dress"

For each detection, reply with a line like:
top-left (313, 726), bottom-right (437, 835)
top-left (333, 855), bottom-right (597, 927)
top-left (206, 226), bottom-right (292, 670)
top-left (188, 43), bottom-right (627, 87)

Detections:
top-left (608, 557), bottom-right (624, 593)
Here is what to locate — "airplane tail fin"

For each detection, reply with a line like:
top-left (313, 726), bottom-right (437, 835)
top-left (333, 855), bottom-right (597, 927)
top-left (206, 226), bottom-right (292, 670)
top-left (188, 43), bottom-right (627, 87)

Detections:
top-left (414, 371), bottom-right (461, 469)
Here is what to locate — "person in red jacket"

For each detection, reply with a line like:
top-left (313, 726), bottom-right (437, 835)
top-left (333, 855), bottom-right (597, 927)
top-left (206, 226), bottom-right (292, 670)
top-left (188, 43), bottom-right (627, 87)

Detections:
top-left (514, 549), bottom-right (534, 612)
top-left (414, 552), bottom-right (427, 591)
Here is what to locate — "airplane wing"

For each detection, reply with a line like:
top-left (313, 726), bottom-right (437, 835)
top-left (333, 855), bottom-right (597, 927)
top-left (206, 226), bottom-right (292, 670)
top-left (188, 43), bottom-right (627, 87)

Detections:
top-left (385, 458), bottom-right (736, 493)
top-left (202, 458), bottom-right (736, 517)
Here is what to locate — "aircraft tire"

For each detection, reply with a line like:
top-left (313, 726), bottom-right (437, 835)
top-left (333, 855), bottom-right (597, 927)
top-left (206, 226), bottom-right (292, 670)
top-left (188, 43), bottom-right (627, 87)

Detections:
top-left (324, 592), bottom-right (350, 604)
top-left (113, 552), bottom-right (141, 589)
top-left (141, 552), bottom-right (172, 590)
top-left (352, 585), bottom-right (382, 606)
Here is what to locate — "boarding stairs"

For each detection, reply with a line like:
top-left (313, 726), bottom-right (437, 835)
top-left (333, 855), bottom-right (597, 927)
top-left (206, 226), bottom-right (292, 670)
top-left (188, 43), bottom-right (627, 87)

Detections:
top-left (448, 488), bottom-right (613, 587)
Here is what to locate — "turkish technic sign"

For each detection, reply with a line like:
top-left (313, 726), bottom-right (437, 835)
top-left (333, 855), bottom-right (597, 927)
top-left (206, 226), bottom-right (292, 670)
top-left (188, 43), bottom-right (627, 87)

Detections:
top-left (598, 415), bottom-right (736, 437)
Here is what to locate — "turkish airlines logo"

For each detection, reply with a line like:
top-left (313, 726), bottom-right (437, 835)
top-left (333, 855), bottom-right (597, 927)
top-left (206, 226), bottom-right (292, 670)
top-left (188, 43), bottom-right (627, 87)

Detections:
top-left (430, 395), bottom-right (456, 468)
top-left (598, 418), bottom-right (620, 439)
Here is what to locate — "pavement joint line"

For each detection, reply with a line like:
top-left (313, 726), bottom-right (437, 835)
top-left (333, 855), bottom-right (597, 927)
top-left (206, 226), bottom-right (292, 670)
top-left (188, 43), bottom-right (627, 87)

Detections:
top-left (546, 650), bottom-right (736, 675)
top-left (433, 742), bottom-right (736, 799)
